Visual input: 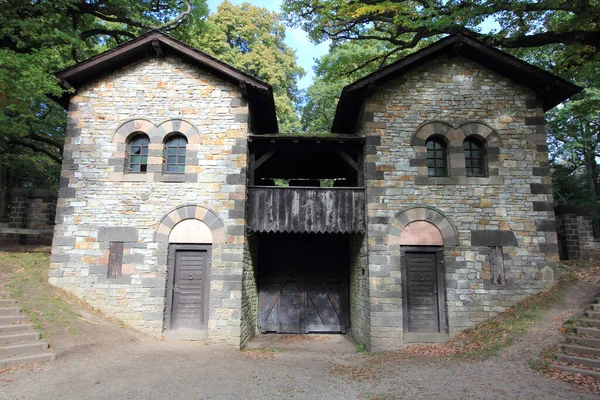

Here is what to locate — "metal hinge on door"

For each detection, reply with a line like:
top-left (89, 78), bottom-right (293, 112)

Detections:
top-left (173, 284), bottom-right (180, 293)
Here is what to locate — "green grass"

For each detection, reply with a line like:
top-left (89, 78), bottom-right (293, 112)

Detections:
top-left (450, 271), bottom-right (575, 360)
top-left (0, 249), bottom-right (83, 338)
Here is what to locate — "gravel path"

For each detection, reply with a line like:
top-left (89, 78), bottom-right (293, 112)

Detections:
top-left (1, 280), bottom-right (599, 400)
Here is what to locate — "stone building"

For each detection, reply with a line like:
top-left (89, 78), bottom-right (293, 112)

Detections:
top-left (49, 30), bottom-right (580, 351)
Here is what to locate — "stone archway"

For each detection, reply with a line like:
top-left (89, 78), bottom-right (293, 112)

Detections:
top-left (387, 206), bottom-right (458, 342)
top-left (154, 205), bottom-right (226, 337)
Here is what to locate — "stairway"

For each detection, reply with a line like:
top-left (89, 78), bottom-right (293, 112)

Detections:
top-left (0, 291), bottom-right (54, 369)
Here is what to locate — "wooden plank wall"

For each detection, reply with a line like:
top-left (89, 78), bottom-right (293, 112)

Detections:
top-left (247, 187), bottom-right (365, 234)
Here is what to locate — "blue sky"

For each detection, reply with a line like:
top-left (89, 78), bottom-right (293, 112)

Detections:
top-left (206, 0), bottom-right (329, 90)
top-left (205, 0), bottom-right (500, 90)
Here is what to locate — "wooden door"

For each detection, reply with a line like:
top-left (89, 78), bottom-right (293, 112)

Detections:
top-left (257, 235), bottom-right (348, 334)
top-left (167, 245), bottom-right (210, 331)
top-left (402, 249), bottom-right (446, 333)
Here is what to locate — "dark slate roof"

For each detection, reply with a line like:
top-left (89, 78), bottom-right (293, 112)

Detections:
top-left (332, 32), bottom-right (583, 133)
top-left (55, 30), bottom-right (278, 134)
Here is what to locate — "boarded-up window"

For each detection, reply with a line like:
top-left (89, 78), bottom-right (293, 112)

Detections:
top-left (108, 241), bottom-right (124, 278)
top-left (490, 246), bottom-right (505, 284)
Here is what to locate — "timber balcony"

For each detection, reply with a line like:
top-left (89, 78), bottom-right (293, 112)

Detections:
top-left (247, 186), bottom-right (365, 234)
top-left (246, 135), bottom-right (366, 235)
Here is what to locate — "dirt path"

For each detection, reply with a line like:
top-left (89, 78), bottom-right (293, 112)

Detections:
top-left (1, 276), bottom-right (600, 399)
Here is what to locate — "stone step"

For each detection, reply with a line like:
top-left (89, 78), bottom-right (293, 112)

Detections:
top-left (0, 342), bottom-right (48, 358)
top-left (591, 304), bottom-right (600, 311)
top-left (0, 324), bottom-right (34, 335)
top-left (0, 299), bottom-right (17, 307)
top-left (577, 327), bottom-right (600, 338)
top-left (0, 292), bottom-right (9, 299)
top-left (0, 315), bottom-right (28, 325)
top-left (585, 311), bottom-right (600, 319)
top-left (557, 354), bottom-right (600, 369)
top-left (0, 352), bottom-right (55, 369)
top-left (0, 332), bottom-right (41, 345)
top-left (0, 307), bottom-right (22, 316)
top-left (579, 319), bottom-right (600, 328)
top-left (569, 336), bottom-right (600, 348)
top-left (553, 364), bottom-right (600, 380)
top-left (562, 344), bottom-right (600, 358)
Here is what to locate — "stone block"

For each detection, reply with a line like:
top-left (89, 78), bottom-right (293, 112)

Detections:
top-left (98, 227), bottom-right (138, 242)
top-left (471, 230), bottom-right (518, 247)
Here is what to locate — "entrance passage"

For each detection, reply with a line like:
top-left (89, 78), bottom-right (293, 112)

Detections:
top-left (258, 234), bottom-right (349, 334)
top-left (402, 249), bottom-right (446, 333)
top-left (167, 245), bottom-right (210, 330)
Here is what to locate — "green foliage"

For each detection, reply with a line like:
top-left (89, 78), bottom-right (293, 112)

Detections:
top-left (282, 0), bottom-right (600, 65)
top-left (190, 1), bottom-right (305, 133)
top-left (355, 343), bottom-right (368, 353)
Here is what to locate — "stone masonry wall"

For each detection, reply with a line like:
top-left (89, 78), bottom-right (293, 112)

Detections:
top-left (240, 235), bottom-right (259, 348)
top-left (348, 233), bottom-right (370, 347)
top-left (555, 206), bottom-right (600, 260)
top-left (49, 55), bottom-right (250, 345)
top-left (2, 188), bottom-right (57, 245)
top-left (361, 55), bottom-right (558, 352)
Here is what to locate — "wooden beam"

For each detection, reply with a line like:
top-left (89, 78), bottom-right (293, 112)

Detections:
top-left (253, 150), bottom-right (275, 170)
top-left (152, 40), bottom-right (164, 57)
top-left (335, 150), bottom-right (358, 171)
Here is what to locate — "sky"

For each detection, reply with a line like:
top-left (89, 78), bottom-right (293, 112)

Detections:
top-left (206, 0), bottom-right (329, 90)
top-left (205, 0), bottom-right (500, 90)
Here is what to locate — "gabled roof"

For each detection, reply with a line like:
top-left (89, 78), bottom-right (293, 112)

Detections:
top-left (55, 30), bottom-right (278, 134)
top-left (332, 32), bottom-right (582, 133)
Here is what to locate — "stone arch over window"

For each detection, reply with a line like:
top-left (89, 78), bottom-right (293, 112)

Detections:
top-left (113, 118), bottom-right (201, 145)
top-left (459, 122), bottom-right (501, 179)
top-left (387, 206), bottom-right (459, 247)
top-left (110, 118), bottom-right (201, 181)
top-left (154, 205), bottom-right (226, 245)
top-left (411, 121), bottom-right (501, 185)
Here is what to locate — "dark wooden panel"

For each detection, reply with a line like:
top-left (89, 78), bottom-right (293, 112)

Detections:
top-left (108, 242), bottom-right (124, 278)
top-left (171, 249), bottom-right (208, 330)
top-left (247, 187), bottom-right (365, 234)
top-left (405, 251), bottom-right (439, 333)
top-left (257, 235), bottom-right (349, 334)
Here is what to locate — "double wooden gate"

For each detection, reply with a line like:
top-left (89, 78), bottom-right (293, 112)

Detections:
top-left (258, 235), bottom-right (349, 334)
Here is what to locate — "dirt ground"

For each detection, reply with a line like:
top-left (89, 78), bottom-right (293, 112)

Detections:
top-left (1, 252), bottom-right (600, 399)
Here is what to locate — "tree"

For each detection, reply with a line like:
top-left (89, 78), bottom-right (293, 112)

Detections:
top-left (299, 39), bottom-right (429, 132)
top-left (282, 0), bottom-right (600, 71)
top-left (0, 0), bottom-right (208, 214)
top-left (190, 1), bottom-right (305, 133)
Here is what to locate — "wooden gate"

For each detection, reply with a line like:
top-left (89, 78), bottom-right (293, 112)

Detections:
top-left (258, 235), bottom-right (349, 334)
top-left (401, 248), bottom-right (447, 333)
top-left (166, 244), bottom-right (211, 331)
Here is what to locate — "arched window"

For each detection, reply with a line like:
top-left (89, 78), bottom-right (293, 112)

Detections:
top-left (464, 137), bottom-right (485, 177)
top-left (127, 134), bottom-right (149, 173)
top-left (164, 135), bottom-right (187, 173)
top-left (426, 137), bottom-right (447, 177)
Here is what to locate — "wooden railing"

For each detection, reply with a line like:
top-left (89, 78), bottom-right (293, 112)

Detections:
top-left (247, 186), bottom-right (365, 234)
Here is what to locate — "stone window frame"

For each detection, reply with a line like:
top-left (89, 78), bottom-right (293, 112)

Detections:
top-left (163, 133), bottom-right (188, 174)
top-left (411, 121), bottom-right (501, 185)
top-left (425, 135), bottom-right (449, 177)
top-left (126, 133), bottom-right (150, 173)
top-left (110, 118), bottom-right (201, 183)
top-left (463, 136), bottom-right (486, 177)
